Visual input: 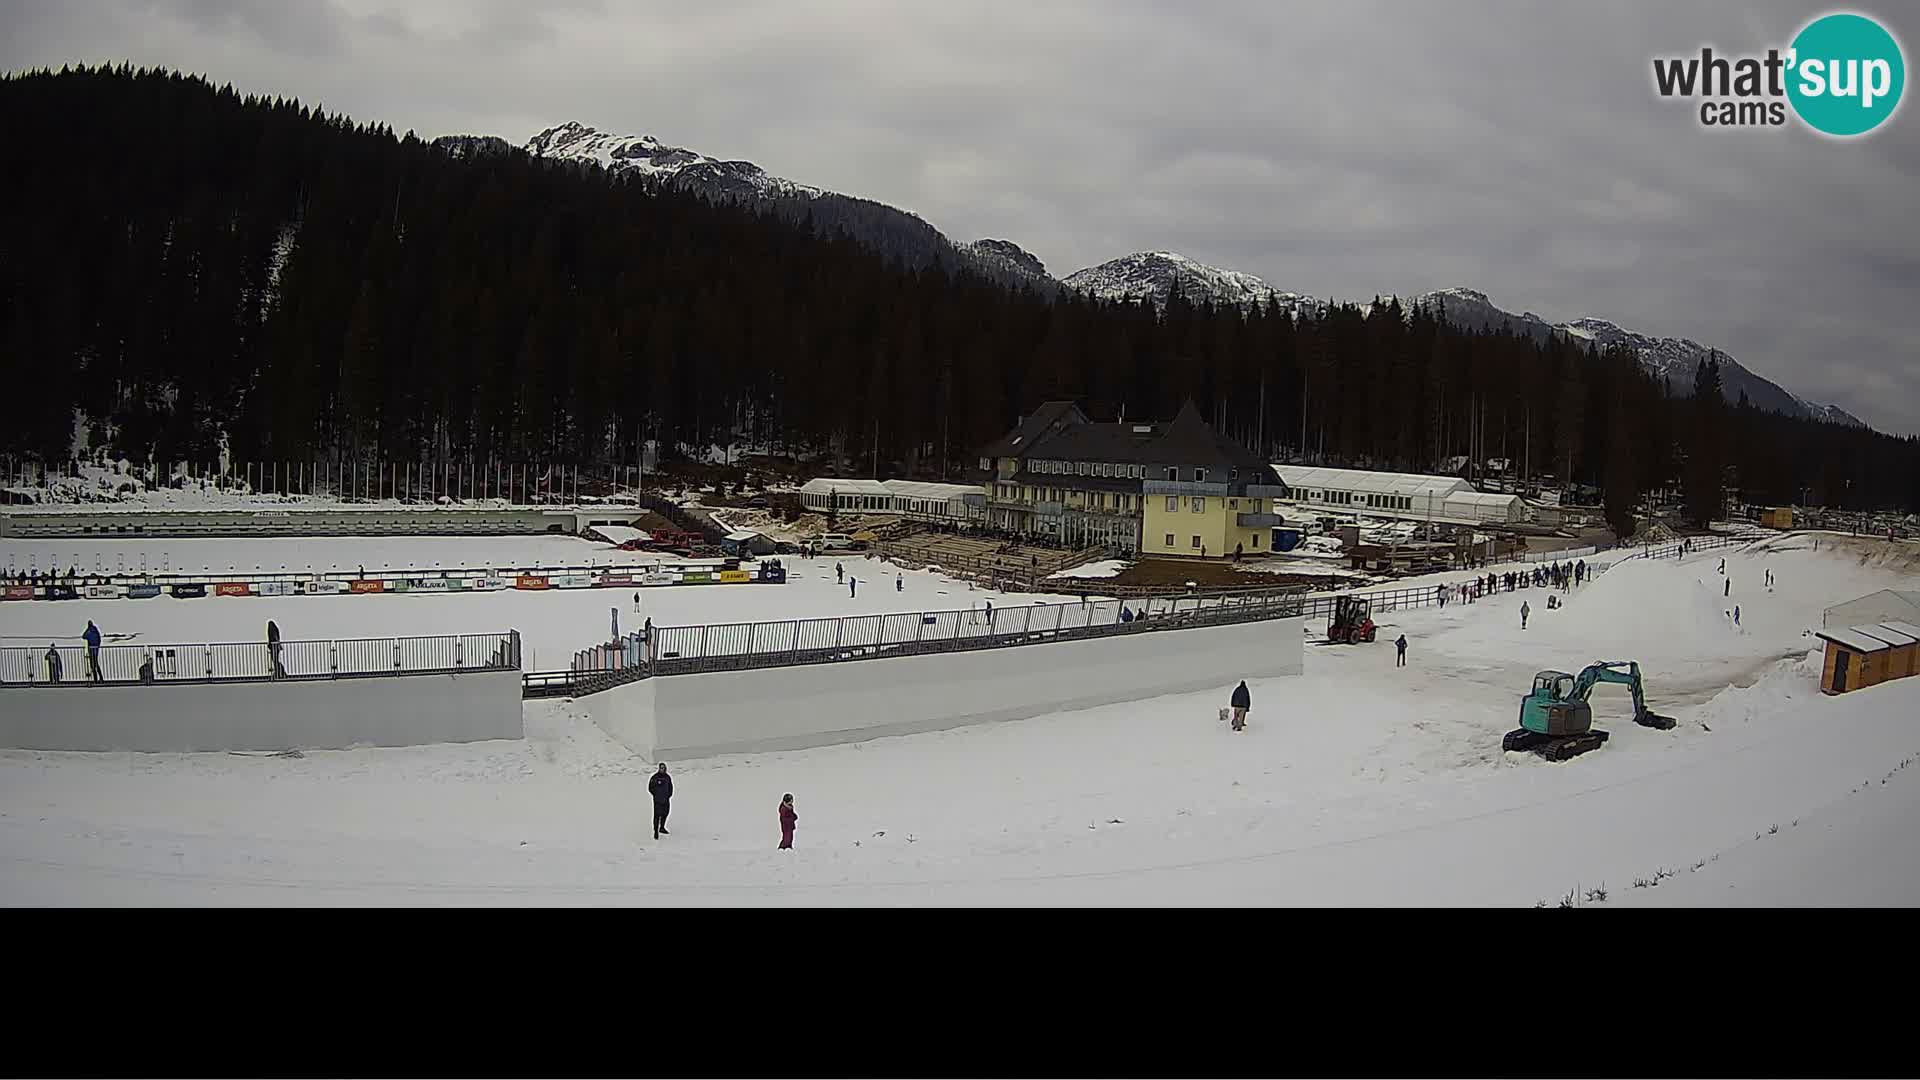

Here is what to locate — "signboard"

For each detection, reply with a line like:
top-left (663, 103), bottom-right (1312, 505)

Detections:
top-left (214, 582), bottom-right (253, 597)
top-left (2, 585), bottom-right (34, 601)
top-left (553, 574), bottom-right (593, 589)
top-left (348, 580), bottom-right (386, 594)
top-left (471, 577), bottom-right (509, 591)
top-left (45, 584), bottom-right (79, 600)
top-left (681, 571), bottom-right (712, 584)
top-left (84, 584), bottom-right (120, 599)
top-left (596, 575), bottom-right (635, 588)
top-left (254, 581), bottom-right (299, 597)
top-left (170, 584), bottom-right (207, 599)
top-left (718, 569), bottom-right (751, 584)
top-left (407, 578), bottom-right (453, 592)
top-left (125, 584), bottom-right (163, 599)
top-left (515, 575), bottom-right (550, 591)
top-left (303, 580), bottom-right (349, 595)
top-left (641, 572), bottom-right (676, 586)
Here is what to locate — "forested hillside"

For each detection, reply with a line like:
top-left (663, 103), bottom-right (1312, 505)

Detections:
top-left (2, 66), bottom-right (1913, 516)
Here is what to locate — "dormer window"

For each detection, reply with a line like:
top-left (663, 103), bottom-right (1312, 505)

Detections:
top-left (1194, 468), bottom-right (1208, 483)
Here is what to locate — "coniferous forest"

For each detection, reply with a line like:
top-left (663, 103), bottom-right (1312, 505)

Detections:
top-left (3, 66), bottom-right (1915, 522)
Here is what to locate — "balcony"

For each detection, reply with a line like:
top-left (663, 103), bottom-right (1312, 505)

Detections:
top-left (1237, 512), bottom-right (1286, 528)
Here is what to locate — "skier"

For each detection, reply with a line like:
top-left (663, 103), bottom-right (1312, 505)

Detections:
top-left (849, 576), bottom-right (857, 598)
top-left (1724, 578), bottom-right (1730, 598)
top-left (1520, 600), bottom-right (1531, 630)
top-left (82, 619), bottom-right (103, 681)
top-left (44, 643), bottom-right (62, 683)
top-left (1718, 557), bottom-right (1725, 574)
top-left (778, 793), bottom-right (798, 850)
top-left (1395, 634), bottom-right (1408, 668)
top-left (835, 561), bottom-right (844, 584)
top-left (649, 763), bottom-right (673, 839)
top-left (266, 619), bottom-right (285, 679)
top-left (1229, 679), bottom-right (1251, 732)
top-left (1734, 605), bottom-right (1741, 627)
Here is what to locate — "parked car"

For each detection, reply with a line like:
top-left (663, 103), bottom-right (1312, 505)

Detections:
top-left (819, 532), bottom-right (858, 552)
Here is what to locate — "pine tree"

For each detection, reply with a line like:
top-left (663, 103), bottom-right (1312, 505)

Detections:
top-left (1683, 355), bottom-right (1727, 526)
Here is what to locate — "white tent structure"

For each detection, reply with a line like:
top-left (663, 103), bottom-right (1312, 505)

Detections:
top-left (1272, 465), bottom-right (1526, 525)
top-left (1823, 590), bottom-right (1920, 630)
top-left (797, 477), bottom-right (984, 523)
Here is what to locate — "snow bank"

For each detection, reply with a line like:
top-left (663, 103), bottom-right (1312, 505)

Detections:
top-left (1048, 559), bottom-right (1127, 580)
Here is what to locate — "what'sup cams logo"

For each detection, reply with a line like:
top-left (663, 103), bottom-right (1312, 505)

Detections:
top-left (1653, 11), bottom-right (1905, 136)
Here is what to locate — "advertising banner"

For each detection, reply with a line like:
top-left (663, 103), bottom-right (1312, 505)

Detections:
top-left (553, 574), bottom-right (593, 589)
top-left (348, 580), bottom-right (386, 594)
top-left (3, 585), bottom-right (34, 601)
top-left (681, 571), bottom-right (712, 584)
top-left (471, 577), bottom-right (509, 591)
top-left (515, 576), bottom-right (550, 590)
top-left (408, 578), bottom-right (453, 592)
top-left (254, 581), bottom-right (300, 597)
top-left (303, 580), bottom-right (349, 595)
top-left (84, 584), bottom-right (121, 599)
top-left (171, 584), bottom-right (207, 599)
top-left (596, 574), bottom-right (635, 588)
top-left (718, 569), bottom-right (751, 583)
top-left (641, 572), bottom-right (676, 586)
top-left (125, 584), bottom-right (163, 599)
top-left (214, 582), bottom-right (253, 597)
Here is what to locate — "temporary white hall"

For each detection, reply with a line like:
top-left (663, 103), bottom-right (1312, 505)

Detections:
top-left (1271, 465), bottom-right (1527, 525)
top-left (797, 478), bottom-right (984, 520)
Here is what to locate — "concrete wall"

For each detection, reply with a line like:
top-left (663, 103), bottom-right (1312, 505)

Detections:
top-left (0, 669), bottom-right (523, 752)
top-left (590, 616), bottom-right (1302, 762)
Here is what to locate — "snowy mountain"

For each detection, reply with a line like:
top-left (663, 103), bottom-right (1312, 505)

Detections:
top-left (963, 239), bottom-right (1052, 286)
top-left (431, 134), bottom-right (513, 160)
top-left (1062, 251), bottom-right (1323, 315)
top-left (525, 121), bottom-right (819, 199)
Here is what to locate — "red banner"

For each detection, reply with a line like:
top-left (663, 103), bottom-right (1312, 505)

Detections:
top-left (214, 582), bottom-right (252, 597)
top-left (348, 580), bottom-right (386, 594)
top-left (2, 585), bottom-right (32, 601)
top-left (515, 575), bottom-right (550, 590)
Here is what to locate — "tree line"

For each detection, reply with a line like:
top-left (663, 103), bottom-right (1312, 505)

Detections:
top-left (2, 65), bottom-right (1915, 529)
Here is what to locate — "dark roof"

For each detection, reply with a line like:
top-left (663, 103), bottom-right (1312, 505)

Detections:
top-left (979, 399), bottom-right (1271, 472)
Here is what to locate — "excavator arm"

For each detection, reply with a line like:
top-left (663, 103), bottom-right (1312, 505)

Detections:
top-left (1569, 661), bottom-right (1670, 729)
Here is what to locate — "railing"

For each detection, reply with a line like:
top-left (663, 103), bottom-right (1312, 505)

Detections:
top-left (543, 587), bottom-right (1308, 695)
top-left (1, 630), bottom-right (521, 687)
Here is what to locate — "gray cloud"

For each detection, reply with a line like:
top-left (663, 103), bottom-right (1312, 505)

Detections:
top-left (5, 0), bottom-right (1917, 431)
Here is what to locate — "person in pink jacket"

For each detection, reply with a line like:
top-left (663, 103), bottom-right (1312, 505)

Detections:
top-left (778, 793), bottom-right (798, 850)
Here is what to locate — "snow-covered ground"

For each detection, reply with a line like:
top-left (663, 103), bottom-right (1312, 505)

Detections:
top-left (1047, 558), bottom-right (1127, 580)
top-left (3, 533), bottom-right (1917, 905)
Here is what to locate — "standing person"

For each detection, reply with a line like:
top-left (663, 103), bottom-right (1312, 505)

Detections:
top-left (778, 793), bottom-right (798, 850)
top-left (895, 573), bottom-right (902, 593)
top-left (82, 620), bottom-right (103, 681)
top-left (1520, 600), bottom-right (1531, 630)
top-left (1718, 557), bottom-right (1725, 574)
top-left (1724, 578), bottom-right (1730, 598)
top-left (643, 617), bottom-right (656, 664)
top-left (1395, 634), bottom-right (1408, 667)
top-left (984, 599), bottom-right (995, 629)
top-left (649, 763), bottom-right (673, 839)
top-left (1229, 679), bottom-right (1251, 732)
top-left (835, 561), bottom-right (844, 584)
top-left (633, 590), bottom-right (641, 613)
top-left (266, 619), bottom-right (285, 678)
top-left (44, 643), bottom-right (62, 683)
top-left (849, 576), bottom-right (857, 598)
top-left (1733, 605), bottom-right (1741, 627)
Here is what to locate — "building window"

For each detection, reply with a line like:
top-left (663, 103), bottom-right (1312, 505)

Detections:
top-left (1194, 468), bottom-right (1208, 483)
top-left (1165, 466), bottom-right (1177, 480)
top-left (1164, 533), bottom-right (1175, 547)
top-left (1165, 496), bottom-right (1178, 512)
top-left (979, 457), bottom-right (990, 471)
top-left (1078, 462), bottom-right (1089, 476)
top-left (1228, 498), bottom-right (1238, 510)
top-left (1253, 533), bottom-right (1261, 547)
top-left (1191, 535), bottom-right (1202, 549)
top-left (1191, 497), bottom-right (1205, 513)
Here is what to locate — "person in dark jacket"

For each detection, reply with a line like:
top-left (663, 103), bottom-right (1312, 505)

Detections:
top-left (1229, 680), bottom-right (1251, 731)
top-left (1395, 634), bottom-right (1408, 667)
top-left (44, 643), bottom-right (62, 682)
top-left (778, 793), bottom-right (798, 850)
top-left (649, 763), bottom-right (673, 839)
top-left (267, 619), bottom-right (285, 678)
top-left (82, 620), bottom-right (103, 681)
top-left (835, 562), bottom-right (844, 583)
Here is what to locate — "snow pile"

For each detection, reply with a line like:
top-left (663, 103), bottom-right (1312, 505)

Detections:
top-left (1555, 556), bottom-right (1738, 651)
top-left (1048, 559), bottom-right (1127, 580)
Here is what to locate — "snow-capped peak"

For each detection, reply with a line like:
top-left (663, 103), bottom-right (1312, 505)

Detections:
top-left (1062, 251), bottom-right (1321, 313)
top-left (524, 121), bottom-right (818, 198)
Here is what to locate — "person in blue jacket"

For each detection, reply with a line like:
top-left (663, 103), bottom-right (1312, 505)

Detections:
top-left (82, 620), bottom-right (103, 681)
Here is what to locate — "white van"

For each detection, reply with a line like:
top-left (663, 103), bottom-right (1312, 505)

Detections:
top-left (818, 533), bottom-right (858, 552)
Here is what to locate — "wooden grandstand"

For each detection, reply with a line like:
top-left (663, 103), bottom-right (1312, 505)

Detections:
top-left (879, 531), bottom-right (1105, 588)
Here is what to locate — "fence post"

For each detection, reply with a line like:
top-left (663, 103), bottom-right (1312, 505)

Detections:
top-left (329, 641), bottom-right (338, 674)
top-left (204, 645), bottom-right (213, 677)
top-left (1022, 606), bottom-right (1034, 637)
top-left (747, 623), bottom-right (758, 656)
top-left (700, 625), bottom-right (709, 658)
top-left (835, 617), bottom-right (844, 650)
top-left (455, 638), bottom-right (464, 668)
top-left (392, 639), bottom-right (401, 670)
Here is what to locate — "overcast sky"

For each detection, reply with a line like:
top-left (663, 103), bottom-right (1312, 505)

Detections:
top-left (7, 0), bottom-right (1918, 433)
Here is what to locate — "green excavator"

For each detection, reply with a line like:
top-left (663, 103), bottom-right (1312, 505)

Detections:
top-left (1502, 660), bottom-right (1677, 761)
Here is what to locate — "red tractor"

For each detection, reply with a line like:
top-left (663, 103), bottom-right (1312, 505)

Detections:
top-left (1326, 595), bottom-right (1377, 644)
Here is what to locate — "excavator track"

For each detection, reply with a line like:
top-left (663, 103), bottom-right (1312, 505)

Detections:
top-left (1503, 727), bottom-right (1609, 761)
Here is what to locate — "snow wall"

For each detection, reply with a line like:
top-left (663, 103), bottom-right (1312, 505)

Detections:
top-left (0, 669), bottom-right (523, 752)
top-left (590, 615), bottom-right (1304, 761)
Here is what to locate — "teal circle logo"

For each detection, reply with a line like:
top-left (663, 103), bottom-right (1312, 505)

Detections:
top-left (1787, 13), bottom-right (1905, 136)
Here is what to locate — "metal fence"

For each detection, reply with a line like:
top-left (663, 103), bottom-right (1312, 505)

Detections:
top-left (555, 588), bottom-right (1307, 689)
top-left (1, 630), bottom-right (521, 687)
